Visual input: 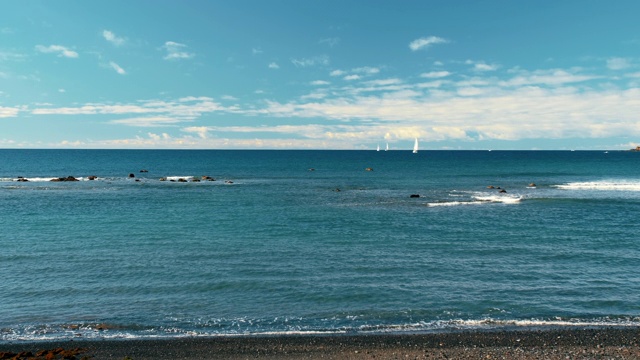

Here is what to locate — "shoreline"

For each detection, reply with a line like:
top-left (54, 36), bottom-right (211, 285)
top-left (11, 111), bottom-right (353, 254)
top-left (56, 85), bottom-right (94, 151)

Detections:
top-left (1, 327), bottom-right (639, 359)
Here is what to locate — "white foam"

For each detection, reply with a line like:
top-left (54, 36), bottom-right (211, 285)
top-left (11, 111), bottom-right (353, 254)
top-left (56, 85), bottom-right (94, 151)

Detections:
top-left (555, 180), bottom-right (640, 191)
top-left (473, 194), bottom-right (523, 204)
top-left (427, 201), bottom-right (486, 207)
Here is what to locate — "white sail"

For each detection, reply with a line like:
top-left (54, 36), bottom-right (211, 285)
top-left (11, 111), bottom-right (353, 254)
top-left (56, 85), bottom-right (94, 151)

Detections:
top-left (413, 138), bottom-right (419, 153)
top-left (376, 144), bottom-right (380, 151)
top-left (385, 143), bottom-right (389, 151)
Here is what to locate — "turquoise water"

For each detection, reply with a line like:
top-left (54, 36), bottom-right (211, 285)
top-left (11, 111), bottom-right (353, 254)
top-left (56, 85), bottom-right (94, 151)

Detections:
top-left (1, 150), bottom-right (639, 341)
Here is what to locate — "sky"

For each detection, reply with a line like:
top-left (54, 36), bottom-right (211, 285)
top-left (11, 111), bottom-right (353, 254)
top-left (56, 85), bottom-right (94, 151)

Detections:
top-left (1, 0), bottom-right (640, 150)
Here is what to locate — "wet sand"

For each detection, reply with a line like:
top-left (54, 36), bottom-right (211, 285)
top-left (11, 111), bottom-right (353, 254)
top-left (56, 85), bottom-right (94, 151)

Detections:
top-left (1, 327), bottom-right (639, 359)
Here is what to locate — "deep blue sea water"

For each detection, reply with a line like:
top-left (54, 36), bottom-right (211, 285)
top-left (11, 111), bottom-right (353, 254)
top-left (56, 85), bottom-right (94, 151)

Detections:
top-left (1, 149), bottom-right (639, 341)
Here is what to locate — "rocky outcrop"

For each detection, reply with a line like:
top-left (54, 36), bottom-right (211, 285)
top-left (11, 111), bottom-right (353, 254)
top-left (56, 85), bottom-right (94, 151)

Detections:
top-left (50, 176), bottom-right (79, 182)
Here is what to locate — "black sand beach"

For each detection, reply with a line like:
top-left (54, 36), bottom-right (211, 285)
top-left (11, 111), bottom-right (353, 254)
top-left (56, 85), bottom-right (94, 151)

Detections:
top-left (1, 328), bottom-right (639, 359)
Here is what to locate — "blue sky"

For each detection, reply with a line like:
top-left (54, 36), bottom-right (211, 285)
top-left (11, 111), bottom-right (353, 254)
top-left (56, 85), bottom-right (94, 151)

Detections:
top-left (1, 1), bottom-right (639, 150)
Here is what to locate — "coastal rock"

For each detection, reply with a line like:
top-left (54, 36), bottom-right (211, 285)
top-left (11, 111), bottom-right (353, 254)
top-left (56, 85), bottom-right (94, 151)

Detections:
top-left (16, 177), bottom-right (29, 182)
top-left (159, 177), bottom-right (167, 181)
top-left (128, 173), bottom-right (135, 178)
top-left (410, 194), bottom-right (420, 198)
top-left (88, 175), bottom-right (98, 180)
top-left (499, 189), bottom-right (507, 193)
top-left (50, 176), bottom-right (79, 182)
top-left (202, 176), bottom-right (215, 181)
top-left (140, 169), bottom-right (149, 173)
top-left (178, 178), bottom-right (188, 182)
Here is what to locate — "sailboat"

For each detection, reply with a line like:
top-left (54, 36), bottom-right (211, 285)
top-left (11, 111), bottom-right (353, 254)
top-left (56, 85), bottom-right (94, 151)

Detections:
top-left (376, 144), bottom-right (380, 151)
top-left (412, 138), bottom-right (419, 153)
top-left (385, 143), bottom-right (389, 151)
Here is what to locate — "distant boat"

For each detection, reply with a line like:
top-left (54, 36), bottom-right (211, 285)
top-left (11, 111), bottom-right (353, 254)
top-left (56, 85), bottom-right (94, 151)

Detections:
top-left (376, 144), bottom-right (380, 151)
top-left (385, 143), bottom-right (389, 151)
top-left (412, 138), bottom-right (419, 153)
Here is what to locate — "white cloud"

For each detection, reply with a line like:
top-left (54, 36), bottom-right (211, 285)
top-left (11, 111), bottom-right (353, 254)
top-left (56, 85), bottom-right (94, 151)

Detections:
top-left (420, 71), bottom-right (451, 78)
top-left (344, 75), bottom-right (360, 81)
top-left (0, 106), bottom-right (20, 118)
top-left (162, 41), bottom-right (194, 60)
top-left (319, 37), bottom-right (340, 47)
top-left (409, 36), bottom-right (448, 51)
top-left (110, 116), bottom-right (183, 127)
top-left (109, 61), bottom-right (126, 75)
top-left (58, 88), bottom-right (66, 93)
top-left (268, 62), bottom-right (279, 69)
top-left (252, 47), bottom-right (263, 55)
top-left (607, 57), bottom-right (631, 70)
top-left (500, 69), bottom-right (597, 87)
top-left (465, 60), bottom-right (498, 71)
top-left (102, 30), bottom-right (125, 46)
top-left (352, 66), bottom-right (380, 75)
top-left (35, 45), bottom-right (78, 58)
top-left (31, 98), bottom-right (226, 122)
top-left (330, 70), bottom-right (345, 77)
top-left (311, 80), bottom-right (330, 86)
top-left (291, 55), bottom-right (329, 68)
top-left (182, 126), bottom-right (210, 138)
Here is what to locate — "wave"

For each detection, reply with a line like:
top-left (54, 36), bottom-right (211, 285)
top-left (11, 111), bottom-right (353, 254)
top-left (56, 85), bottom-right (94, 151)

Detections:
top-left (427, 194), bottom-right (523, 207)
top-left (555, 180), bottom-right (640, 191)
top-left (3, 317), bottom-right (639, 342)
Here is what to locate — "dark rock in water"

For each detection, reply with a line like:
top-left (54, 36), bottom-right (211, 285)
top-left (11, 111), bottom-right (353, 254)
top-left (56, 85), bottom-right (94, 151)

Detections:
top-left (178, 178), bottom-right (188, 182)
top-left (410, 194), bottom-right (420, 198)
top-left (128, 173), bottom-right (135, 178)
top-left (202, 176), bottom-right (215, 181)
top-left (192, 179), bottom-right (201, 182)
top-left (51, 176), bottom-right (79, 182)
top-left (16, 178), bottom-right (29, 182)
top-left (487, 185), bottom-right (495, 189)
top-left (87, 175), bottom-right (98, 180)
top-left (225, 180), bottom-right (234, 184)
top-left (499, 189), bottom-right (507, 193)
top-left (135, 179), bottom-right (140, 182)
top-left (140, 169), bottom-right (149, 173)
top-left (365, 167), bottom-right (374, 171)
top-left (159, 177), bottom-right (167, 181)
top-left (528, 183), bottom-right (536, 187)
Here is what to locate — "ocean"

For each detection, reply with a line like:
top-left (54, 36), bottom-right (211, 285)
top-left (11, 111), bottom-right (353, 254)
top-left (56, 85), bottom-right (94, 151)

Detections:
top-left (1, 149), bottom-right (639, 342)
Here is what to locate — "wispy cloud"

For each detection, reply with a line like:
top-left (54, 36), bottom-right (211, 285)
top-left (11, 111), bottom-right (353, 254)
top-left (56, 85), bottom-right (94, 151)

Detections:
top-left (319, 37), bottom-right (340, 47)
top-left (102, 30), bottom-right (125, 46)
top-left (409, 36), bottom-right (448, 51)
top-left (420, 71), bottom-right (451, 78)
top-left (109, 61), bottom-right (126, 75)
top-left (268, 62), bottom-right (279, 69)
top-left (500, 69), bottom-right (597, 87)
top-left (31, 98), bottom-right (226, 123)
top-left (162, 41), bottom-right (194, 60)
top-left (110, 116), bottom-right (184, 127)
top-left (291, 55), bottom-right (329, 68)
top-left (35, 45), bottom-right (78, 58)
top-left (607, 57), bottom-right (631, 70)
top-left (466, 60), bottom-right (498, 71)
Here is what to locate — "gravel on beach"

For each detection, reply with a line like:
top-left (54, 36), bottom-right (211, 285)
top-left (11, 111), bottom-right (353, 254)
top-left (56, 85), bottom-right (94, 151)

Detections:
top-left (1, 327), bottom-right (639, 359)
